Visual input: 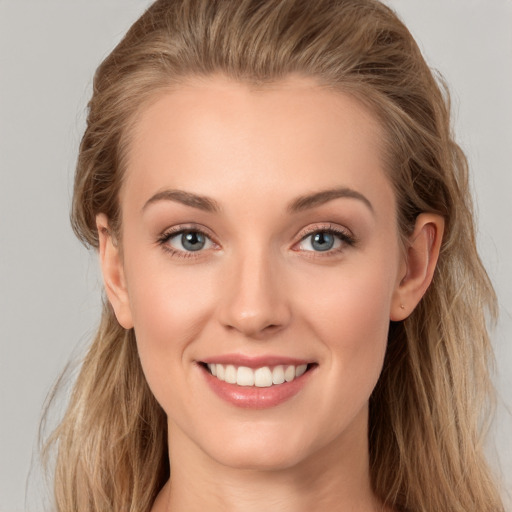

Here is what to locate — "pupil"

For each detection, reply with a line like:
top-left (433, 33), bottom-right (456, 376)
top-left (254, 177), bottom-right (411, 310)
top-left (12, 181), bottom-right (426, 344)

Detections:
top-left (312, 232), bottom-right (334, 251)
top-left (182, 231), bottom-right (205, 251)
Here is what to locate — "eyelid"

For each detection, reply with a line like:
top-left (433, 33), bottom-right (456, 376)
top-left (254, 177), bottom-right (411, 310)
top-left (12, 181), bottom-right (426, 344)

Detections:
top-left (292, 223), bottom-right (356, 253)
top-left (295, 222), bottom-right (354, 241)
top-left (156, 222), bottom-right (355, 258)
top-left (158, 223), bottom-right (217, 240)
top-left (156, 223), bottom-right (220, 257)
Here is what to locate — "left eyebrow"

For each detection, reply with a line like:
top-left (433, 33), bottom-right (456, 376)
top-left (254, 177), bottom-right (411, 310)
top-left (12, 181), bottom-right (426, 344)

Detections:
top-left (287, 187), bottom-right (374, 214)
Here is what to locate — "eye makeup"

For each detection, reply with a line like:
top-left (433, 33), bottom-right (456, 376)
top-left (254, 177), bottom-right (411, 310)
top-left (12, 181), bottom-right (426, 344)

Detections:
top-left (155, 220), bottom-right (357, 262)
top-left (156, 224), bottom-right (219, 260)
top-left (293, 223), bottom-right (356, 255)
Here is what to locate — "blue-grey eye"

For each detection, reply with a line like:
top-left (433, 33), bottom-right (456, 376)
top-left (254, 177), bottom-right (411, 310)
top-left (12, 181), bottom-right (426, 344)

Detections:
top-left (165, 230), bottom-right (214, 252)
top-left (181, 231), bottom-right (206, 251)
top-left (311, 232), bottom-right (335, 251)
top-left (297, 229), bottom-right (348, 252)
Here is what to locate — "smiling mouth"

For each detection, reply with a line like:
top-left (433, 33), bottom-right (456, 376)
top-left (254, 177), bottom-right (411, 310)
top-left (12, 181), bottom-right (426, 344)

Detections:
top-left (201, 363), bottom-right (314, 387)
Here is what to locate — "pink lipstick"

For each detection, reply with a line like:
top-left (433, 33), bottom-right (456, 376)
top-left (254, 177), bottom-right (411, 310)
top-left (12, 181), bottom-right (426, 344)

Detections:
top-left (198, 355), bottom-right (316, 409)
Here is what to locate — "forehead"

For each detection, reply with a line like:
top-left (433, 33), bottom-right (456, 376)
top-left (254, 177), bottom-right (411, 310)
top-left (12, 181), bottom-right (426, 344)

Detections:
top-left (122, 75), bottom-right (392, 213)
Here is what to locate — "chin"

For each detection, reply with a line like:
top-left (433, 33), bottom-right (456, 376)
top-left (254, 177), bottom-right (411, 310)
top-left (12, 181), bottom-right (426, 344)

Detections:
top-left (206, 441), bottom-right (310, 472)
top-left (193, 418), bottom-right (342, 473)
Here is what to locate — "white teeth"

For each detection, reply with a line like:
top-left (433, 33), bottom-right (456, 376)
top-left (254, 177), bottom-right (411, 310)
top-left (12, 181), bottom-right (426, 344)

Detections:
top-left (225, 364), bottom-right (237, 384)
top-left (206, 362), bottom-right (310, 387)
top-left (237, 366), bottom-right (254, 386)
top-left (295, 364), bottom-right (307, 377)
top-left (254, 367), bottom-right (273, 387)
top-left (272, 365), bottom-right (285, 385)
top-left (284, 365), bottom-right (295, 382)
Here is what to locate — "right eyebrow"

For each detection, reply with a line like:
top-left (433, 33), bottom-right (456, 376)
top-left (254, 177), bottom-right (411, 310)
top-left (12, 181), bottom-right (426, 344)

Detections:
top-left (141, 189), bottom-right (221, 213)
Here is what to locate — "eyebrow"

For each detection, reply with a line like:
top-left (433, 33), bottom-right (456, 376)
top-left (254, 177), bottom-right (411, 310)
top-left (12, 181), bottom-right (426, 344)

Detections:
top-left (142, 186), bottom-right (373, 215)
top-left (287, 187), bottom-right (374, 214)
top-left (142, 189), bottom-right (221, 213)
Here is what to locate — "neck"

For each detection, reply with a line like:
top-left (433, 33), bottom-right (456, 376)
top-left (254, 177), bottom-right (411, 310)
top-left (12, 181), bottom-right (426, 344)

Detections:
top-left (153, 410), bottom-right (384, 512)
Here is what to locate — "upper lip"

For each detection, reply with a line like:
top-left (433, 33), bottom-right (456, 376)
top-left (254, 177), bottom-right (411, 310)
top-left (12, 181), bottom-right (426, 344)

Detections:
top-left (200, 353), bottom-right (313, 368)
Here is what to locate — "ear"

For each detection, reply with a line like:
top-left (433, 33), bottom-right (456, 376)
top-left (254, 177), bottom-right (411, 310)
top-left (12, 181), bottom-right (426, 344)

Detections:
top-left (390, 213), bottom-right (444, 321)
top-left (96, 214), bottom-right (134, 329)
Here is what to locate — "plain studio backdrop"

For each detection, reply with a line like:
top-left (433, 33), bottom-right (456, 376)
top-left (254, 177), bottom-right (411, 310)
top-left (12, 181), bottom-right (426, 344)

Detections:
top-left (0, 1), bottom-right (511, 510)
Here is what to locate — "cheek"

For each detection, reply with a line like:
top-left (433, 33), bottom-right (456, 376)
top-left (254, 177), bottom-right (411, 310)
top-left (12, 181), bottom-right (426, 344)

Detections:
top-left (297, 257), bottom-right (397, 398)
top-left (301, 258), bottom-right (396, 343)
top-left (322, 281), bottom-right (391, 384)
top-left (122, 255), bottom-right (218, 406)
top-left (126, 251), bottom-right (216, 337)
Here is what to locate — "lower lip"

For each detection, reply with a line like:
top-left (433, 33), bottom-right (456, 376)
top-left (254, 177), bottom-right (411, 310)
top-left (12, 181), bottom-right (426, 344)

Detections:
top-left (200, 365), bottom-right (314, 409)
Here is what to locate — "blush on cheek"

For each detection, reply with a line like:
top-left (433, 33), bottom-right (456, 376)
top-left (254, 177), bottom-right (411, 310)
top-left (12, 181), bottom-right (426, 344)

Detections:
top-left (127, 276), bottom-right (215, 403)
top-left (306, 271), bottom-right (392, 336)
top-left (308, 274), bottom-right (391, 377)
top-left (128, 261), bottom-right (214, 340)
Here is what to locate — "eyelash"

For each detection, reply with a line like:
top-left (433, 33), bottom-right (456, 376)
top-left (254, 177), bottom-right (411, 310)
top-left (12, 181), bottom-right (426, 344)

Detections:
top-left (294, 224), bottom-right (356, 256)
top-left (156, 225), bottom-right (218, 259)
top-left (156, 223), bottom-right (356, 259)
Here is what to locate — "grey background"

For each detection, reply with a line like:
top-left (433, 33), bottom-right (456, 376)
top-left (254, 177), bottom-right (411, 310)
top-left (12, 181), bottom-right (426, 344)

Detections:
top-left (1, 1), bottom-right (511, 510)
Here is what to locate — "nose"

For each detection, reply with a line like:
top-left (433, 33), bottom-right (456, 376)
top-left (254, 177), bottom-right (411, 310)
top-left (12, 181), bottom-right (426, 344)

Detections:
top-left (217, 248), bottom-right (291, 339)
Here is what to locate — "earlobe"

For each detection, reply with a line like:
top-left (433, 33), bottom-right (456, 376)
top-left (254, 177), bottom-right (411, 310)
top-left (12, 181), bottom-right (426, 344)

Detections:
top-left (96, 214), bottom-right (134, 329)
top-left (390, 213), bottom-right (444, 321)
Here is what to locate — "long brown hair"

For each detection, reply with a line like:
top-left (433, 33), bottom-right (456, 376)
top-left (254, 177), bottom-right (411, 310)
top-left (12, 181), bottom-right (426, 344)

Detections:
top-left (43, 1), bottom-right (503, 510)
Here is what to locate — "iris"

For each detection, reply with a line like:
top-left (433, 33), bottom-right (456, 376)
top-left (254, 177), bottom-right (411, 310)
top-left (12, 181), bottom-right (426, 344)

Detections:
top-left (181, 231), bottom-right (206, 251)
top-left (311, 232), bottom-right (335, 251)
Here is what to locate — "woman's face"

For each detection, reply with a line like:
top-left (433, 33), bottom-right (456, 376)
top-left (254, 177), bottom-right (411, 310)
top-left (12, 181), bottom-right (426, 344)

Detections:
top-left (107, 76), bottom-right (407, 470)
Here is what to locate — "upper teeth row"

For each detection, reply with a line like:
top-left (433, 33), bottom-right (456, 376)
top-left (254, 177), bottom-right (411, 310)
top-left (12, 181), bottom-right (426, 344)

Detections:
top-left (206, 363), bottom-right (308, 387)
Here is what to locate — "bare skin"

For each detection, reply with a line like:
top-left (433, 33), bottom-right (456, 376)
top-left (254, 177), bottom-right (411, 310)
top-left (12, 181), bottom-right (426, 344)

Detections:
top-left (97, 75), bottom-right (443, 512)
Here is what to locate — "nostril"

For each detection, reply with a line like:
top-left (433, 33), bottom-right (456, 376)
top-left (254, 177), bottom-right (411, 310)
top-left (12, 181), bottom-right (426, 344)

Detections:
top-left (221, 316), bottom-right (286, 338)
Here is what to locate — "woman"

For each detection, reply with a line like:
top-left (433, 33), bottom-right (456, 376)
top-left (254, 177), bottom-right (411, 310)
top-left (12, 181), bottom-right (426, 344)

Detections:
top-left (43, 0), bottom-right (505, 511)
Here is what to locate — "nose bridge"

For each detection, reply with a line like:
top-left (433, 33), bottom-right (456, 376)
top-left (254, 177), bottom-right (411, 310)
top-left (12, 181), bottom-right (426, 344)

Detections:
top-left (218, 243), bottom-right (290, 337)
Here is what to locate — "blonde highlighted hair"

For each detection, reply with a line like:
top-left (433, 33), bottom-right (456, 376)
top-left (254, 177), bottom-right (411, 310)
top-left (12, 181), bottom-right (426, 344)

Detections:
top-left (43, 0), bottom-right (503, 510)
